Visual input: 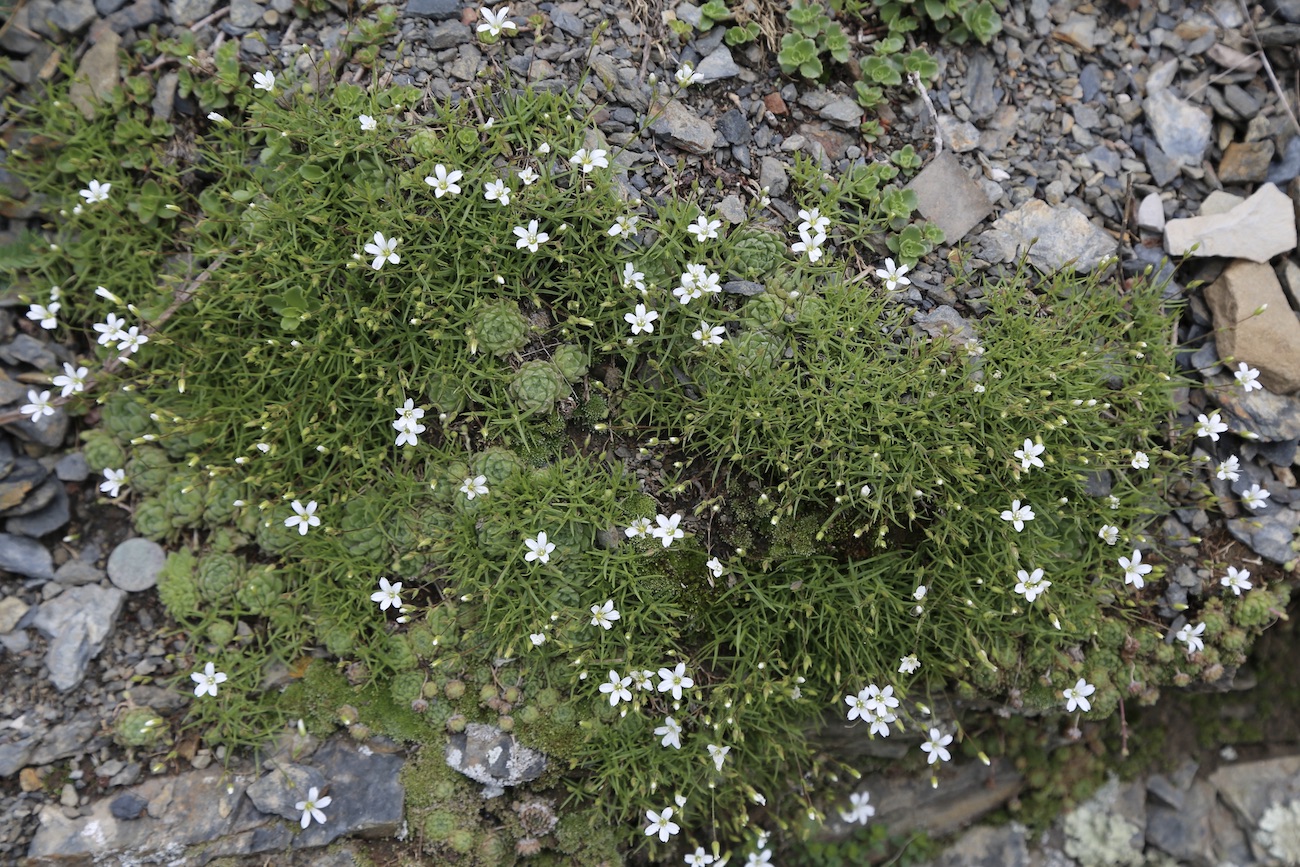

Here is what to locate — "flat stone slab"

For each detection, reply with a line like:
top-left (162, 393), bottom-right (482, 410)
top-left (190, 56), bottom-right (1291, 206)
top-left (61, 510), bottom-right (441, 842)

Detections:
top-left (1165, 183), bottom-right (1297, 263)
top-left (1205, 260), bottom-right (1300, 394)
top-left (979, 199), bottom-right (1116, 273)
top-left (906, 150), bottom-right (994, 244)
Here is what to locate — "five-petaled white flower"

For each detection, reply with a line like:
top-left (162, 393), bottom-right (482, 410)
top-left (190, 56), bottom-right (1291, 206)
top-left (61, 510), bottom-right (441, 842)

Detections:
top-left (371, 577), bottom-right (404, 611)
top-left (94, 313), bottom-right (128, 346)
top-left (53, 363), bottom-right (89, 398)
top-left (798, 207), bottom-right (831, 235)
top-left (658, 662), bottom-right (694, 700)
top-left (393, 398), bottom-right (425, 448)
top-left (609, 215), bottom-right (639, 238)
top-left (529, 632), bottom-right (546, 646)
top-left (1000, 499), bottom-right (1035, 532)
top-left (459, 475), bottom-right (489, 500)
top-left (685, 846), bottom-right (716, 866)
top-left (707, 743), bottom-right (730, 771)
top-left (1216, 455), bottom-right (1241, 481)
top-left (920, 727), bottom-right (953, 764)
top-left (839, 791), bottom-right (875, 825)
top-left (116, 326), bottom-right (149, 358)
top-left (364, 232), bottom-right (400, 270)
top-left (252, 70), bottom-right (276, 92)
top-left (693, 322), bottom-right (725, 347)
top-left (630, 669), bottom-right (655, 691)
top-left (844, 691), bottom-right (871, 722)
top-left (898, 654), bottom-right (920, 674)
top-left (706, 556), bottom-right (724, 578)
top-left (1221, 565), bottom-right (1252, 596)
top-left (645, 807), bottom-right (680, 843)
top-left (295, 786), bottom-right (332, 829)
top-left (191, 661), bottom-right (227, 697)
top-left (1195, 411), bottom-right (1229, 441)
top-left (1176, 621), bottom-right (1206, 655)
top-left (27, 301), bottom-right (60, 330)
top-left (20, 389), bottom-right (54, 423)
top-left (1098, 524), bottom-right (1119, 546)
top-left (599, 670), bottom-right (633, 706)
top-left (424, 164), bottom-right (463, 197)
top-left (1014, 567), bottom-right (1050, 603)
top-left (524, 531), bottom-right (555, 564)
top-left (100, 468), bottom-right (127, 498)
top-left (1063, 678), bottom-right (1094, 713)
top-left (358, 114), bottom-right (377, 131)
top-left (1014, 438), bottom-right (1044, 471)
top-left (517, 166), bottom-right (539, 186)
top-left (747, 848), bottom-right (774, 867)
top-left (650, 513), bottom-right (683, 547)
top-left (688, 213), bottom-right (722, 243)
top-left (1118, 549), bottom-right (1152, 588)
top-left (80, 179), bottom-right (112, 204)
top-left (675, 62), bottom-right (704, 87)
top-left (1131, 451), bottom-right (1149, 469)
top-left (484, 178), bottom-right (511, 206)
top-left (1241, 483), bottom-right (1271, 510)
top-left (625, 303), bottom-right (659, 336)
top-left (622, 263), bottom-right (646, 292)
top-left (655, 715), bottom-right (683, 749)
top-left (876, 258), bottom-right (911, 292)
top-left (590, 599), bottom-right (620, 630)
top-left (1234, 362), bottom-right (1262, 392)
top-left (513, 220), bottom-right (549, 252)
top-left (285, 500), bottom-right (321, 535)
top-left (625, 517), bottom-right (652, 538)
top-left (570, 148), bottom-right (609, 174)
top-left (791, 227), bottom-right (825, 262)
top-left (476, 5), bottom-right (517, 37)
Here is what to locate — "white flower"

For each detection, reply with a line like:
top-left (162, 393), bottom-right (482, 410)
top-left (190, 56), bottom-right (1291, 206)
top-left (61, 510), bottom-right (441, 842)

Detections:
top-left (1014, 438), bottom-right (1045, 471)
top-left (590, 599), bottom-right (620, 630)
top-left (625, 304), bottom-right (659, 335)
top-left (657, 662), bottom-right (694, 700)
top-left (27, 301), bottom-right (60, 330)
top-left (364, 232), bottom-right (400, 270)
top-left (94, 312), bottom-right (128, 346)
top-left (371, 577), bottom-right (404, 611)
top-left (1234, 362), bottom-right (1262, 392)
top-left (1176, 621), bottom-right (1206, 655)
top-left (459, 475), bottom-right (489, 500)
top-left (517, 166), bottom-right (539, 186)
top-left (484, 178), bottom-right (511, 206)
top-left (1098, 524), bottom-right (1119, 545)
top-left (621, 263), bottom-right (646, 291)
top-left (687, 213), bottom-right (722, 243)
top-left (207, 111), bottom-right (227, 123)
top-left (1241, 483), bottom-right (1271, 510)
top-left (191, 661), bottom-right (227, 698)
top-left (393, 399), bottom-right (426, 447)
top-left (599, 670), bottom-right (633, 706)
top-left (913, 584), bottom-right (927, 601)
top-left (20, 389), bottom-right (54, 423)
top-left (100, 468), bottom-right (127, 498)
top-left (116, 326), bottom-right (149, 358)
top-left (1216, 455), bottom-right (1241, 481)
top-left (685, 846), bottom-right (716, 866)
top-left (1014, 567), bottom-right (1050, 603)
top-left (1221, 565), bottom-right (1252, 596)
top-left (52, 363), bottom-right (89, 398)
top-left (876, 258), bottom-right (911, 292)
top-left (844, 691), bottom-right (871, 722)
top-left (285, 500), bottom-right (321, 535)
top-left (898, 654), bottom-right (920, 674)
top-left (1194, 411), bottom-right (1229, 441)
top-left (609, 215), bottom-right (639, 237)
top-left (358, 114), bottom-right (377, 131)
top-left (529, 632), bottom-right (546, 646)
top-left (650, 513), bottom-right (684, 547)
top-left (707, 743), bottom-right (730, 771)
top-left (252, 70), bottom-right (276, 92)
top-left (920, 727), bottom-right (953, 764)
top-left (1063, 678), bottom-right (1094, 713)
top-left (655, 715), bottom-right (683, 749)
top-left (476, 5), bottom-right (518, 37)
top-left (1118, 549), bottom-right (1152, 589)
top-left (625, 517), bottom-right (652, 538)
top-left (861, 484), bottom-right (872, 497)
top-left (524, 531), bottom-right (555, 564)
top-left (706, 556), bottom-right (724, 578)
top-left (791, 226), bottom-right (825, 262)
top-left (1131, 451), bottom-right (1149, 469)
top-left (797, 207), bottom-right (831, 235)
top-left (693, 322), bottom-right (725, 347)
top-left (536, 142), bottom-right (552, 156)
top-left (1000, 499), bottom-right (1035, 532)
top-left (747, 848), bottom-right (774, 867)
top-left (295, 786), bottom-right (332, 829)
top-left (675, 62), bottom-right (704, 87)
top-left (839, 791), bottom-right (875, 825)
top-left (570, 148), bottom-right (609, 174)
top-left (424, 164), bottom-right (463, 197)
top-left (645, 807), bottom-right (680, 843)
top-left (513, 220), bottom-right (549, 252)
top-left (79, 179), bottom-right (112, 203)
top-left (1106, 494), bottom-right (1121, 510)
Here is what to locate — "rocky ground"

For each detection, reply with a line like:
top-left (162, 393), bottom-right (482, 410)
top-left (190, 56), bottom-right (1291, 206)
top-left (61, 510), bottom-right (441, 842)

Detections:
top-left (6, 0), bottom-right (1300, 863)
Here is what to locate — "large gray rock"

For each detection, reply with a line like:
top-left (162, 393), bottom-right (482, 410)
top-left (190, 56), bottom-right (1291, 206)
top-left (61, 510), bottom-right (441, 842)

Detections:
top-left (1205, 260), bottom-right (1300, 394)
top-left (1165, 183), bottom-right (1297, 263)
top-left (1144, 780), bottom-right (1224, 867)
top-left (650, 99), bottom-right (717, 154)
top-left (168, 0), bottom-right (215, 24)
top-left (907, 150), bottom-right (994, 243)
top-left (446, 723), bottom-right (546, 797)
top-left (403, 0), bottom-right (459, 20)
top-left (694, 45), bottom-right (739, 82)
top-left (979, 199), bottom-right (1116, 273)
top-left (926, 823), bottom-right (1030, 867)
top-left (107, 538), bottom-right (166, 592)
top-left (1145, 88), bottom-right (1211, 167)
top-left (246, 763), bottom-right (326, 821)
top-left (30, 584), bottom-right (125, 691)
top-left (0, 532), bottom-right (54, 580)
top-left (68, 29), bottom-right (121, 119)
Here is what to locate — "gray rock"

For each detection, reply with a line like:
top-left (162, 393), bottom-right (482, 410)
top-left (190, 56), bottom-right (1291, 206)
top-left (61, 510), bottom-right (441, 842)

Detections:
top-left (51, 0), bottom-right (98, 34)
top-left (0, 532), bottom-right (54, 580)
top-left (1225, 513), bottom-right (1297, 565)
top-left (1167, 183), bottom-right (1297, 263)
top-left (6, 483), bottom-right (71, 537)
top-left (938, 115), bottom-right (979, 152)
top-left (1137, 193), bottom-right (1166, 232)
top-left (1189, 340), bottom-right (1223, 378)
top-left (1267, 136), bottom-right (1300, 185)
top-left (151, 71), bottom-right (178, 122)
top-left (426, 20), bottom-right (470, 49)
top-left (676, 2), bottom-right (702, 27)
top-left (403, 0), bottom-right (459, 19)
top-left (293, 737), bottom-right (405, 847)
top-left (0, 595), bottom-right (29, 632)
top-left (229, 0), bottom-right (264, 27)
top-left (694, 45), bottom-right (739, 82)
top-left (107, 538), bottom-right (166, 592)
top-left (0, 438), bottom-right (14, 480)
top-left (717, 194), bottom-right (745, 223)
top-left (2, 333), bottom-right (59, 369)
top-left (28, 711), bottom-right (103, 766)
top-left (106, 0), bottom-right (162, 29)
top-left (818, 97), bottom-right (862, 129)
top-left (717, 108), bottom-right (750, 145)
top-left (247, 763), bottom-right (326, 820)
top-left (6, 406), bottom-right (70, 449)
top-left (1079, 64), bottom-right (1102, 102)
top-left (980, 199), bottom-right (1116, 273)
top-left (1140, 137), bottom-right (1183, 187)
top-left (1205, 261), bottom-right (1300, 394)
top-left (0, 5), bottom-right (40, 53)
top-left (649, 99), bottom-right (716, 154)
top-left (0, 457), bottom-right (49, 511)
top-left (110, 792), bottom-right (148, 820)
top-left (55, 558), bottom-right (105, 586)
top-left (68, 29), bottom-right (120, 119)
top-left (0, 737), bottom-right (38, 777)
top-left (912, 306), bottom-right (978, 347)
top-left (54, 452), bottom-right (89, 482)
top-left (1085, 144), bottom-right (1121, 176)
top-left (962, 51), bottom-right (999, 120)
top-left (1210, 755), bottom-right (1300, 840)
top-left (906, 150), bottom-right (994, 243)
top-left (1054, 14), bottom-right (1096, 51)
top-left (95, 0), bottom-right (128, 14)
top-left (448, 43), bottom-right (482, 81)
top-left (31, 584), bottom-right (125, 691)
top-left (759, 156), bottom-right (788, 197)
top-left (928, 823), bottom-right (1029, 867)
top-left (168, 0), bottom-right (214, 24)
top-left (1145, 89), bottom-right (1211, 167)
top-left (447, 723), bottom-right (546, 797)
top-left (723, 280), bottom-right (765, 296)
top-left (1145, 780), bottom-right (1220, 867)
top-left (549, 7), bottom-right (583, 35)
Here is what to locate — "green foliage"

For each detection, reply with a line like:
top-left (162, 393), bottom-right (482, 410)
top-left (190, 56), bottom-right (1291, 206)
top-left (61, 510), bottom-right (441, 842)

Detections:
top-left (155, 548), bottom-right (200, 620)
top-left (196, 552), bottom-right (245, 604)
top-left (475, 301), bottom-right (531, 358)
top-left (112, 706), bottom-right (170, 749)
top-left (777, 1), bottom-right (848, 79)
top-left (510, 361), bottom-right (569, 416)
top-left (81, 429), bottom-right (126, 471)
top-left (838, 0), bottom-right (1003, 45)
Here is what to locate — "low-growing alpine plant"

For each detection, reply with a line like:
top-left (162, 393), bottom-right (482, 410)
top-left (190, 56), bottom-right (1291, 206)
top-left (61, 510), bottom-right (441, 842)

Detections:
top-left (0, 17), bottom-right (1287, 863)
